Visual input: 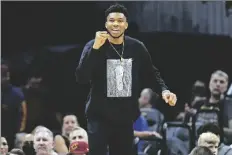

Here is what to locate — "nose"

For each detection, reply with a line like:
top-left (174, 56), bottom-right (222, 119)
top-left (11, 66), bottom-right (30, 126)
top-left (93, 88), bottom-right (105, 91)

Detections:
top-left (68, 123), bottom-right (74, 128)
top-left (38, 140), bottom-right (45, 145)
top-left (212, 148), bottom-right (217, 155)
top-left (113, 21), bottom-right (119, 26)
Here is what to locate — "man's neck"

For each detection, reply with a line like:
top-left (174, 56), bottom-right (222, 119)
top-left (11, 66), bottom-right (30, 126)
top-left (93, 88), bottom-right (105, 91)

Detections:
top-left (108, 35), bottom-right (124, 45)
top-left (209, 94), bottom-right (223, 103)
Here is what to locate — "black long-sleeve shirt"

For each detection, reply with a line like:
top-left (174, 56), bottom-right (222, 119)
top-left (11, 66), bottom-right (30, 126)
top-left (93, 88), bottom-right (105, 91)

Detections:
top-left (76, 36), bottom-right (168, 124)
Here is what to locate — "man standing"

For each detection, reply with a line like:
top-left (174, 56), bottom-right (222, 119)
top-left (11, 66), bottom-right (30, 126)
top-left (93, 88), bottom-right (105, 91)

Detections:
top-left (1, 60), bottom-right (27, 149)
top-left (75, 4), bottom-right (177, 155)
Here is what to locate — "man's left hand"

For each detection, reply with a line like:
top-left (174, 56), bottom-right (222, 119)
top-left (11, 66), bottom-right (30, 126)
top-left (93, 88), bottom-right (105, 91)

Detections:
top-left (162, 90), bottom-right (177, 106)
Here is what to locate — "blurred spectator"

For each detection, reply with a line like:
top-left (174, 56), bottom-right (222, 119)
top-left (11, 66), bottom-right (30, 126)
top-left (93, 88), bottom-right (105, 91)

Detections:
top-left (190, 80), bottom-right (207, 107)
top-left (197, 123), bottom-right (232, 155)
top-left (33, 127), bottom-right (58, 155)
top-left (22, 137), bottom-right (35, 155)
top-left (133, 115), bottom-right (149, 152)
top-left (137, 88), bottom-right (163, 154)
top-left (15, 133), bottom-right (27, 149)
top-left (197, 132), bottom-right (219, 155)
top-left (176, 80), bottom-right (207, 122)
top-left (68, 141), bottom-right (89, 155)
top-left (139, 88), bottom-right (164, 133)
top-left (9, 148), bottom-right (25, 155)
top-left (1, 137), bottom-right (9, 155)
top-left (69, 127), bottom-right (88, 144)
top-left (22, 133), bottom-right (35, 155)
top-left (54, 114), bottom-right (79, 154)
top-left (189, 146), bottom-right (214, 155)
top-left (21, 127), bottom-right (43, 155)
top-left (1, 61), bottom-right (27, 149)
top-left (23, 76), bottom-right (59, 132)
top-left (185, 70), bottom-right (232, 143)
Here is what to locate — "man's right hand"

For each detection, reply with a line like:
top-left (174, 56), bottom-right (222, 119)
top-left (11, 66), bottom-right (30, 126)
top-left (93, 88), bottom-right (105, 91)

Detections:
top-left (184, 103), bottom-right (197, 116)
top-left (93, 31), bottom-right (109, 49)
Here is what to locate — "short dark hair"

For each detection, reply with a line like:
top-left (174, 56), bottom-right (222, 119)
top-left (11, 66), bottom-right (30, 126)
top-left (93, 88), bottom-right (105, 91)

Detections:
top-left (10, 148), bottom-right (25, 155)
top-left (190, 146), bottom-right (214, 155)
top-left (105, 3), bottom-right (128, 20)
top-left (197, 123), bottom-right (221, 136)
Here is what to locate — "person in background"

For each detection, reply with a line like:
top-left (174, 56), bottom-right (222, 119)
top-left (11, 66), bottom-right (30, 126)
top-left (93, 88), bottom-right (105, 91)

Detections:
top-left (67, 127), bottom-right (89, 155)
top-left (197, 123), bottom-right (232, 155)
top-left (197, 132), bottom-right (220, 155)
top-left (15, 133), bottom-right (27, 149)
top-left (133, 114), bottom-right (149, 153)
top-left (69, 127), bottom-right (88, 144)
top-left (176, 80), bottom-right (207, 122)
top-left (54, 114), bottom-right (79, 154)
top-left (23, 76), bottom-right (59, 133)
top-left (8, 148), bottom-right (25, 155)
top-left (1, 137), bottom-right (9, 155)
top-left (22, 134), bottom-right (35, 155)
top-left (190, 80), bottom-right (207, 107)
top-left (193, 71), bottom-right (232, 143)
top-left (1, 60), bottom-right (27, 149)
top-left (189, 146), bottom-right (214, 155)
top-left (33, 127), bottom-right (58, 155)
top-left (139, 88), bottom-right (164, 133)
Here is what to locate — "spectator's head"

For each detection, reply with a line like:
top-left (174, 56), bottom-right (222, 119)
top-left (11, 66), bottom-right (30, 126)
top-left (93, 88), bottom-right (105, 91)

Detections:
top-left (9, 148), bottom-right (25, 155)
top-left (22, 134), bottom-right (35, 155)
top-left (15, 133), bottom-right (27, 149)
top-left (197, 123), bottom-right (221, 138)
top-left (33, 127), bottom-right (54, 155)
top-left (189, 146), bottom-right (214, 155)
top-left (197, 132), bottom-right (219, 155)
top-left (1, 137), bottom-right (9, 155)
top-left (69, 127), bottom-right (88, 144)
top-left (139, 88), bottom-right (158, 108)
top-left (69, 141), bottom-right (89, 155)
top-left (192, 80), bottom-right (206, 98)
top-left (32, 126), bottom-right (46, 135)
top-left (62, 114), bottom-right (79, 136)
top-left (105, 3), bottom-right (128, 39)
top-left (1, 60), bottom-right (10, 87)
top-left (209, 70), bottom-right (229, 97)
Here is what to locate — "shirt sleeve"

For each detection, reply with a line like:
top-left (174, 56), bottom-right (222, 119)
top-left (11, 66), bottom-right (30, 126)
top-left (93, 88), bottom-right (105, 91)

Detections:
top-left (75, 40), bottom-right (102, 84)
top-left (139, 42), bottom-right (168, 93)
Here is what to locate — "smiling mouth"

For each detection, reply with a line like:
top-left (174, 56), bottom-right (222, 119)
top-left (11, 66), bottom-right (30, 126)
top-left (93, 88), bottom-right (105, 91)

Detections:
top-left (111, 30), bottom-right (120, 33)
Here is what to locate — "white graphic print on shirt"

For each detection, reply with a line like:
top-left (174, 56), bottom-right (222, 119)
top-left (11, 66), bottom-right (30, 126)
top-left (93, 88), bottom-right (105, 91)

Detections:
top-left (107, 58), bottom-right (132, 97)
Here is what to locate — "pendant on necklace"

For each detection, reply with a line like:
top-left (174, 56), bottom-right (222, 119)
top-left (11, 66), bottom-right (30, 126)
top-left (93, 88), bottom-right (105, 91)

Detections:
top-left (121, 57), bottom-right (123, 62)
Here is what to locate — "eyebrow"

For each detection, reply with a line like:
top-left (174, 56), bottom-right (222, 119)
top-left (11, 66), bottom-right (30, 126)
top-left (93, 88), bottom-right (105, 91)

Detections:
top-left (205, 140), bottom-right (218, 144)
top-left (109, 17), bottom-right (124, 20)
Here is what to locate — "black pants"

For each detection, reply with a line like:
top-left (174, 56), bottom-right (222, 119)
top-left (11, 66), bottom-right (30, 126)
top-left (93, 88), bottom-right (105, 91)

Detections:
top-left (87, 119), bottom-right (135, 155)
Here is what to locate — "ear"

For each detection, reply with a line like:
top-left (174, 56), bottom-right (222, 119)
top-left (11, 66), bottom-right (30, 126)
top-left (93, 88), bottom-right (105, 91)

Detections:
top-left (52, 141), bottom-right (55, 149)
top-left (125, 22), bottom-right (128, 30)
top-left (105, 22), bottom-right (108, 29)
